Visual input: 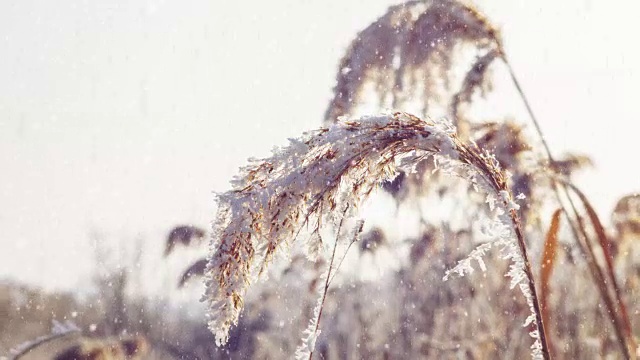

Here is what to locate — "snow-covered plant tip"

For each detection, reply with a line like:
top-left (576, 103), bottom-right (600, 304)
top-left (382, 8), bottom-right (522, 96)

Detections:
top-left (204, 112), bottom-right (550, 359)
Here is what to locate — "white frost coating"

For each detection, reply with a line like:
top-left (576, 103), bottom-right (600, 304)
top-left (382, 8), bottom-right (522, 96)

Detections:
top-left (204, 113), bottom-right (462, 346)
top-left (523, 314), bottom-right (536, 327)
top-left (500, 190), bottom-right (520, 211)
top-left (485, 193), bottom-right (497, 211)
top-left (205, 112), bottom-right (543, 359)
top-left (443, 242), bottom-right (492, 280)
top-left (443, 184), bottom-right (543, 359)
top-left (295, 291), bottom-right (324, 359)
top-left (361, 114), bottom-right (393, 126)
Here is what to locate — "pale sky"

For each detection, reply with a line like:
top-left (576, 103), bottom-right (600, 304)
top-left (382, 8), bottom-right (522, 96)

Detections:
top-left (1, 0), bottom-right (639, 290)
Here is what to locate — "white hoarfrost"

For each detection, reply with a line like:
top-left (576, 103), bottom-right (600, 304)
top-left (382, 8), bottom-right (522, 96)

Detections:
top-left (295, 277), bottom-right (325, 360)
top-left (205, 113), bottom-right (544, 359)
top-left (443, 190), bottom-right (543, 359)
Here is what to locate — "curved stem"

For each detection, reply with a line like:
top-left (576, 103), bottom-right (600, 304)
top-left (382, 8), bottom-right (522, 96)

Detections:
top-left (509, 209), bottom-right (551, 360)
top-left (12, 330), bottom-right (80, 360)
top-left (505, 57), bottom-right (634, 359)
top-left (503, 60), bottom-right (555, 162)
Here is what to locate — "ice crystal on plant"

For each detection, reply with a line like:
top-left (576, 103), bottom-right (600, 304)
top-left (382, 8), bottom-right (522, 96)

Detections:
top-left (205, 112), bottom-right (545, 358)
top-left (295, 279), bottom-right (326, 360)
top-left (443, 242), bottom-right (492, 280)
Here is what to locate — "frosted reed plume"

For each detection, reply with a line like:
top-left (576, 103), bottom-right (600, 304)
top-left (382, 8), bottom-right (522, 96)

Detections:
top-left (324, 0), bottom-right (502, 123)
top-left (451, 48), bottom-right (501, 127)
top-left (322, 0), bottom-right (524, 223)
top-left (204, 112), bottom-right (549, 359)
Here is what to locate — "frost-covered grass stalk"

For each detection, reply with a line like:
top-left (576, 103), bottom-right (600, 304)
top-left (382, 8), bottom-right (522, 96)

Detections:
top-left (295, 211), bottom-right (364, 360)
top-left (203, 112), bottom-right (549, 359)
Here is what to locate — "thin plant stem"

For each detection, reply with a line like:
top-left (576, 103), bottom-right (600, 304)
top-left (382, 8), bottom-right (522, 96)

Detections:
top-left (12, 330), bottom-right (80, 360)
top-left (559, 180), bottom-right (636, 357)
top-left (328, 222), bottom-right (364, 286)
top-left (509, 208), bottom-right (551, 360)
top-left (308, 205), bottom-right (349, 360)
top-left (552, 180), bottom-right (632, 359)
top-left (505, 57), bottom-right (634, 359)
top-left (503, 59), bottom-right (555, 162)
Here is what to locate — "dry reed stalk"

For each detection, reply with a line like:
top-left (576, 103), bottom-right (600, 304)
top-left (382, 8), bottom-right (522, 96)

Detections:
top-left (531, 169), bottom-right (637, 359)
top-left (504, 36), bottom-right (636, 358)
top-left (559, 180), bottom-right (637, 357)
top-left (556, 184), bottom-right (634, 359)
top-left (205, 112), bottom-right (549, 359)
top-left (297, 206), bottom-right (363, 360)
top-left (539, 208), bottom-right (562, 356)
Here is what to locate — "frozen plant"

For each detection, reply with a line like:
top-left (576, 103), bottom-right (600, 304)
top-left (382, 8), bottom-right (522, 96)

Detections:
top-left (203, 112), bottom-right (550, 359)
top-left (324, 0), bottom-right (503, 124)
